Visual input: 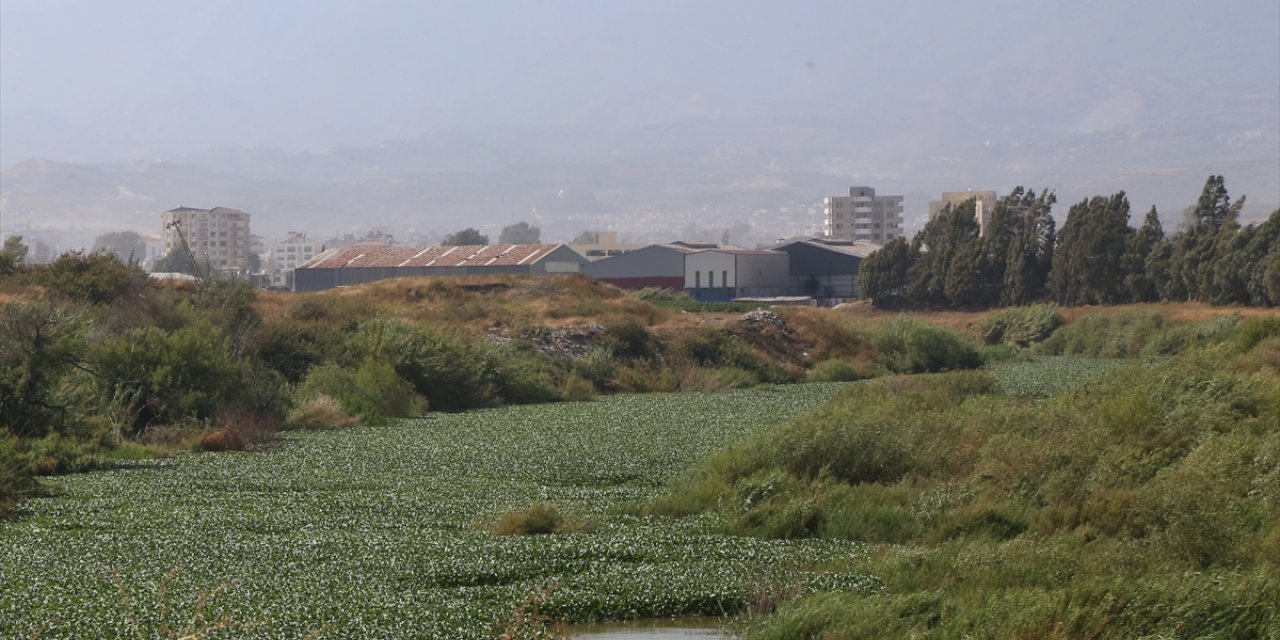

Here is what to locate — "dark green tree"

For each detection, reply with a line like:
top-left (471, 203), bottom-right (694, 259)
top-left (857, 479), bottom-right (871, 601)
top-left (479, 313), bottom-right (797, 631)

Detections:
top-left (1171, 175), bottom-right (1246, 301)
top-left (858, 237), bottom-right (914, 306)
top-left (1122, 206), bottom-right (1165, 302)
top-left (0, 236), bottom-right (29, 278)
top-left (441, 228), bottom-right (490, 246)
top-left (1235, 209), bottom-right (1279, 306)
top-left (26, 251), bottom-right (149, 306)
top-left (995, 188), bottom-right (1057, 306)
top-left (1049, 193), bottom-right (1132, 305)
top-left (152, 246), bottom-right (202, 276)
top-left (0, 301), bottom-right (90, 437)
top-left (91, 231), bottom-right (146, 263)
top-left (498, 222), bottom-right (542, 244)
top-left (905, 200), bottom-right (980, 306)
top-left (943, 239), bottom-right (990, 305)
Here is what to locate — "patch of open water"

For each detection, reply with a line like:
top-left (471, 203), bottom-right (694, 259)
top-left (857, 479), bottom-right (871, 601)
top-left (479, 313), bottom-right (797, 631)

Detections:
top-left (568, 618), bottom-right (737, 639)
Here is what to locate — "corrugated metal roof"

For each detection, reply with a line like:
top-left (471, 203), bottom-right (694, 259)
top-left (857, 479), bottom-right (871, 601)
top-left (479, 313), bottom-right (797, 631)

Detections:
top-left (698, 247), bottom-right (784, 256)
top-left (772, 240), bottom-right (880, 258)
top-left (298, 244), bottom-right (567, 269)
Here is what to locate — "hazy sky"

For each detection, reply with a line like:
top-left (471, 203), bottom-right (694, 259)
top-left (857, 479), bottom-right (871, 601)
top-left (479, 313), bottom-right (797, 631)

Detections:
top-left (3, 0), bottom-right (1278, 163)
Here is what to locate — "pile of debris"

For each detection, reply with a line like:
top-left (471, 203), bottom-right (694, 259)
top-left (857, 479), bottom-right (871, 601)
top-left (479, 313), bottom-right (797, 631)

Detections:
top-left (736, 308), bottom-right (788, 331)
top-left (487, 322), bottom-right (605, 358)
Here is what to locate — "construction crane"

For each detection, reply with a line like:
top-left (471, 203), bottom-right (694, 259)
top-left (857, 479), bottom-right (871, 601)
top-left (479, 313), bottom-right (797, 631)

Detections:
top-left (164, 218), bottom-right (205, 282)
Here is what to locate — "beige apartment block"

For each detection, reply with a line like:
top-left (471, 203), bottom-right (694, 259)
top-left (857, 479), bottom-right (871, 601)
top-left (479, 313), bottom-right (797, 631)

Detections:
top-left (269, 231), bottom-right (321, 287)
top-left (928, 191), bottom-right (999, 236)
top-left (161, 206), bottom-right (252, 272)
top-left (824, 186), bottom-right (904, 244)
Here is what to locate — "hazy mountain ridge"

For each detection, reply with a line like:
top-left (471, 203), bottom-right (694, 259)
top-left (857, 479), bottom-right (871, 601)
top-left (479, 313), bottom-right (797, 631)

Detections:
top-left (2, 105), bottom-right (1276, 244)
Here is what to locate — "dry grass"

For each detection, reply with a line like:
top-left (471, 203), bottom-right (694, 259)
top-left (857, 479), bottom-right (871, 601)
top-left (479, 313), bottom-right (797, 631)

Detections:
top-left (197, 411), bottom-right (278, 452)
top-left (284, 395), bottom-right (361, 430)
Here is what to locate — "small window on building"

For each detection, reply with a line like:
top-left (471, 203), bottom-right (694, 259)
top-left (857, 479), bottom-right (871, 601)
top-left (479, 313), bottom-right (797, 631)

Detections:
top-left (708, 270), bottom-right (715, 287)
top-left (722, 270), bottom-right (728, 288)
top-left (695, 271), bottom-right (701, 288)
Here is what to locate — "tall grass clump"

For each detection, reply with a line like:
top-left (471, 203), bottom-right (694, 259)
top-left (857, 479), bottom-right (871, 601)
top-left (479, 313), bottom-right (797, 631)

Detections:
top-left (979, 303), bottom-right (1063, 349)
top-left (1, 437), bottom-right (37, 518)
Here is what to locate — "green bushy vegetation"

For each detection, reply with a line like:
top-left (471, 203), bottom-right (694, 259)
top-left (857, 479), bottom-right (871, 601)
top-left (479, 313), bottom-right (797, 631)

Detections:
top-left (871, 317), bottom-right (983, 373)
top-left (1036, 309), bottom-right (1258, 358)
top-left (655, 319), bottom-right (1280, 638)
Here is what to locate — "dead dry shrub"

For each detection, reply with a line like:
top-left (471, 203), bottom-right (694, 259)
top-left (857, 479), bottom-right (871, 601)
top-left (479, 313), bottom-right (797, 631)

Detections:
top-left (284, 395), bottom-right (361, 430)
top-left (491, 503), bottom-right (596, 536)
top-left (198, 411), bottom-right (278, 452)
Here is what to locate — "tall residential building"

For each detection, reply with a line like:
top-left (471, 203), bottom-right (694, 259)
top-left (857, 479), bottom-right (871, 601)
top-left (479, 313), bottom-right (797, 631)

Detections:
top-left (161, 206), bottom-right (252, 272)
top-left (824, 186), bottom-right (904, 244)
top-left (928, 191), bottom-right (999, 236)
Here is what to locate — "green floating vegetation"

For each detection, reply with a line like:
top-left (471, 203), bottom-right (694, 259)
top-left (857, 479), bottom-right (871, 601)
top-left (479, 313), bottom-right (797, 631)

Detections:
top-left (0, 384), bottom-right (879, 639)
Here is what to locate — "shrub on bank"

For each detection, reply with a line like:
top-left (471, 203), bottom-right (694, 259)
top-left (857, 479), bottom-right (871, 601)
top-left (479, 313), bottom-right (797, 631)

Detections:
top-left (871, 317), bottom-right (982, 373)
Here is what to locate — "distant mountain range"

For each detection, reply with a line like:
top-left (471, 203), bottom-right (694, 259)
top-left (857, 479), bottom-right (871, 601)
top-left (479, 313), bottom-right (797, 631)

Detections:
top-left (3, 104), bottom-right (1277, 246)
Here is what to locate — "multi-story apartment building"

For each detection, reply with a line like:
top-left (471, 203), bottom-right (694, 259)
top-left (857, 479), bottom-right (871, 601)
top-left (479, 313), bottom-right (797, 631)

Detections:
top-left (161, 206), bottom-right (252, 272)
top-left (269, 231), bottom-right (321, 288)
top-left (928, 191), bottom-right (999, 236)
top-left (824, 187), bottom-right (904, 244)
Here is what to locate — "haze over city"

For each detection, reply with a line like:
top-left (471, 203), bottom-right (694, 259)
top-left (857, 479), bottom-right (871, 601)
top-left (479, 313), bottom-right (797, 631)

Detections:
top-left (2, 0), bottom-right (1278, 247)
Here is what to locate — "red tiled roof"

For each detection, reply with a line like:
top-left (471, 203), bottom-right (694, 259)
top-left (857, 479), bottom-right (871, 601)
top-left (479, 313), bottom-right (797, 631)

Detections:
top-left (299, 244), bottom-right (566, 269)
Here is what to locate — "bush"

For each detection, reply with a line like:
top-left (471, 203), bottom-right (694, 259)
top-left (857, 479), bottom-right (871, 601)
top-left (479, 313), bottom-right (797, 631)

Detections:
top-left (681, 329), bottom-right (790, 383)
top-left (349, 358), bottom-right (425, 425)
top-left (296, 359), bottom-right (424, 426)
top-left (250, 320), bottom-right (334, 384)
top-left (488, 347), bottom-right (563, 405)
top-left (354, 319), bottom-right (495, 411)
top-left (979, 304), bottom-right (1063, 349)
top-left (872, 318), bottom-right (982, 373)
top-left (90, 319), bottom-right (249, 437)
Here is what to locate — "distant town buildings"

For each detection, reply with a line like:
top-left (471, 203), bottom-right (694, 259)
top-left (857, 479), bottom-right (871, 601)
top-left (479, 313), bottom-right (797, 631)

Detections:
top-left (567, 230), bottom-right (645, 260)
top-left (929, 190), bottom-right (999, 236)
top-left (268, 231), bottom-right (321, 288)
top-left (161, 206), bottom-right (252, 272)
top-left (824, 187), bottom-right (903, 244)
top-left (138, 233), bottom-right (166, 268)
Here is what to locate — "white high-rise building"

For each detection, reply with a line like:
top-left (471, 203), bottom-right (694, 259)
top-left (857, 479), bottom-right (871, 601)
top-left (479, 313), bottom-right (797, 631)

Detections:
top-left (824, 186), bottom-right (904, 244)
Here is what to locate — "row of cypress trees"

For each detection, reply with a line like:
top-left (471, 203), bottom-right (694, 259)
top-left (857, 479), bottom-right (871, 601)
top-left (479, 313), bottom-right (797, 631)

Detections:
top-left (859, 176), bottom-right (1279, 308)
